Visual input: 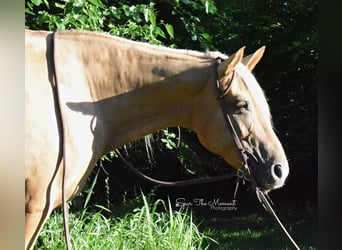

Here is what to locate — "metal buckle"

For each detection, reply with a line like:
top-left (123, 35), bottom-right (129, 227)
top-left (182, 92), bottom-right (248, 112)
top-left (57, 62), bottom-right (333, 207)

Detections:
top-left (236, 168), bottom-right (245, 179)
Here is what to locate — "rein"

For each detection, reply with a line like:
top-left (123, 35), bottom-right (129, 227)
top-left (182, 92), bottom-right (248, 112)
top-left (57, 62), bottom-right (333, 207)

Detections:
top-left (114, 149), bottom-right (237, 186)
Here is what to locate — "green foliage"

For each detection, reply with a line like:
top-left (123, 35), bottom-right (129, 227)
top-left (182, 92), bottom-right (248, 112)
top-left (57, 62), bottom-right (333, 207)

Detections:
top-left (160, 128), bottom-right (178, 150)
top-left (106, 3), bottom-right (174, 44)
top-left (25, 0), bottom-right (219, 48)
top-left (25, 0), bottom-right (174, 44)
top-left (161, 0), bottom-right (218, 50)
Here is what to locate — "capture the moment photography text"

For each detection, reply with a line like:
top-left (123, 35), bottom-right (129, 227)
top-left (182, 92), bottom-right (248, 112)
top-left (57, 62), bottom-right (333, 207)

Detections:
top-left (175, 197), bottom-right (238, 212)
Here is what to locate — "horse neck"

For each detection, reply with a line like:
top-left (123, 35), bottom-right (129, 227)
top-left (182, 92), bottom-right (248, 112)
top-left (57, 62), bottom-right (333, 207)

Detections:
top-left (79, 37), bottom-right (215, 152)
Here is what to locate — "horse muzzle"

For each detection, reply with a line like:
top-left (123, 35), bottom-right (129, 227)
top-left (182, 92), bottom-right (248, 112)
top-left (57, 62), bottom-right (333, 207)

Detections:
top-left (250, 160), bottom-right (289, 191)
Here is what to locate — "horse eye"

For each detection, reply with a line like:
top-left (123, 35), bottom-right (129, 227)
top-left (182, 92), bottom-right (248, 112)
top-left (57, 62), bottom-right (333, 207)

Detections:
top-left (235, 100), bottom-right (249, 111)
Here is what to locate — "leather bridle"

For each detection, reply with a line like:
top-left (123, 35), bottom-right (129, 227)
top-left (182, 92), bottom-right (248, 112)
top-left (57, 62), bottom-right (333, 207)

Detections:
top-left (214, 58), bottom-right (259, 194)
top-left (214, 58), bottom-right (300, 249)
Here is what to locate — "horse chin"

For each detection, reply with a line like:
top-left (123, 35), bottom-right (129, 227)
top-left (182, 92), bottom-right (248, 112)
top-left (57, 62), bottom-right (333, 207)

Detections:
top-left (261, 182), bottom-right (284, 192)
top-left (257, 177), bottom-right (287, 192)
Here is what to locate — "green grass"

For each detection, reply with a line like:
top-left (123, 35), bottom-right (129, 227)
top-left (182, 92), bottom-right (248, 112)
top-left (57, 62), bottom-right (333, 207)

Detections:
top-left (35, 190), bottom-right (317, 250)
top-left (35, 194), bottom-right (213, 250)
top-left (200, 204), bottom-right (317, 250)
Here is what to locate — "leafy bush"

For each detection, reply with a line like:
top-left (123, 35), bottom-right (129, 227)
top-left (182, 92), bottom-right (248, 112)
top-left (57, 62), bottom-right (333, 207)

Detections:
top-left (25, 0), bottom-right (174, 45)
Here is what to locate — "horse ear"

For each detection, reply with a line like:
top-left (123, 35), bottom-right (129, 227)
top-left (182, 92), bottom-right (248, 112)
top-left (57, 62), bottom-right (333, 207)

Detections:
top-left (218, 46), bottom-right (245, 78)
top-left (241, 46), bottom-right (265, 71)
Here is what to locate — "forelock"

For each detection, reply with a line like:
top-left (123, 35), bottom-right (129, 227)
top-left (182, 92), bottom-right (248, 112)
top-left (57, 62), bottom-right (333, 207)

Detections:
top-left (235, 63), bottom-right (272, 121)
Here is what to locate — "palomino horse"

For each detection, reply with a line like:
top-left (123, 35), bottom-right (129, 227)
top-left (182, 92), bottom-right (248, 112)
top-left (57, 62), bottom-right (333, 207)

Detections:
top-left (25, 29), bottom-right (289, 249)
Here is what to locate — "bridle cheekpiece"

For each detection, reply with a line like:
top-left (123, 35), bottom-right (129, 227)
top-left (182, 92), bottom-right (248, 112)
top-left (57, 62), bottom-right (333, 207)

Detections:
top-left (213, 58), bottom-right (258, 194)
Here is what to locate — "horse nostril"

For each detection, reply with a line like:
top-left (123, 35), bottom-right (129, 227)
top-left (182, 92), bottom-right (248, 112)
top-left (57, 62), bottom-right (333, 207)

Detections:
top-left (272, 164), bottom-right (283, 179)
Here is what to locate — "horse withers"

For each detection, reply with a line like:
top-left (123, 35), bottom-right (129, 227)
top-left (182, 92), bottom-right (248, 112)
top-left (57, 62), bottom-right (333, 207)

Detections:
top-left (25, 29), bottom-right (289, 249)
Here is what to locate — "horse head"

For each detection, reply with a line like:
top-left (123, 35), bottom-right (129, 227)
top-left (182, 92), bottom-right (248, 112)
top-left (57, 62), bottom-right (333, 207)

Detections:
top-left (194, 46), bottom-right (289, 191)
